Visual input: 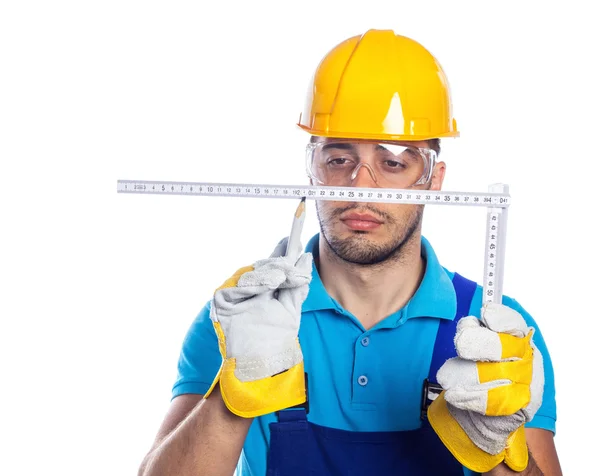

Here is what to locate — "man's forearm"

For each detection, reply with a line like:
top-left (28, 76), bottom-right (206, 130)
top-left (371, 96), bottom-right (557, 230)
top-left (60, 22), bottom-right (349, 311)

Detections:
top-left (140, 386), bottom-right (253, 476)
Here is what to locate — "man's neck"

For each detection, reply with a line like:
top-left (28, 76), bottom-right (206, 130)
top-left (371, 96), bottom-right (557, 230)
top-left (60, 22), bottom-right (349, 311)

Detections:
top-left (316, 233), bottom-right (426, 330)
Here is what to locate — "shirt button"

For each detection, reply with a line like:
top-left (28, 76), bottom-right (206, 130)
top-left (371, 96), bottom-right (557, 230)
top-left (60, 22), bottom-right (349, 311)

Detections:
top-left (361, 337), bottom-right (370, 347)
top-left (358, 375), bottom-right (369, 386)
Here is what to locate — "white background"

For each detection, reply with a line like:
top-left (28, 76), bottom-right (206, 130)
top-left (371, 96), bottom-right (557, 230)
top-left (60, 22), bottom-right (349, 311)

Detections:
top-left (1, 1), bottom-right (598, 474)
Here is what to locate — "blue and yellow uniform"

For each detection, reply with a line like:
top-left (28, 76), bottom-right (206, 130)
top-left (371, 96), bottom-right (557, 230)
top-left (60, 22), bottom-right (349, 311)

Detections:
top-left (172, 234), bottom-right (556, 475)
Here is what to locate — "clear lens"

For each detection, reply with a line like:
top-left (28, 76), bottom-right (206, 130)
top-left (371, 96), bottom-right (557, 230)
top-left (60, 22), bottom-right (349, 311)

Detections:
top-left (306, 141), bottom-right (436, 188)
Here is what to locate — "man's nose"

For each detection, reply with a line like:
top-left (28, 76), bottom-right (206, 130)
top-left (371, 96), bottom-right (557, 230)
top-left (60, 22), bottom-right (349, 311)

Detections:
top-left (350, 163), bottom-right (378, 188)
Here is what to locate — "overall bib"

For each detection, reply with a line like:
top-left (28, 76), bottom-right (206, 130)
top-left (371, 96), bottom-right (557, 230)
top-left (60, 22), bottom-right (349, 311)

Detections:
top-left (266, 273), bottom-right (477, 475)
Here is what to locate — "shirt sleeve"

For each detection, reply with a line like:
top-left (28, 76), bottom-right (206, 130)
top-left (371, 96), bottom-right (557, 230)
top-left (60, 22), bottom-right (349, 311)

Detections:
top-left (171, 301), bottom-right (222, 399)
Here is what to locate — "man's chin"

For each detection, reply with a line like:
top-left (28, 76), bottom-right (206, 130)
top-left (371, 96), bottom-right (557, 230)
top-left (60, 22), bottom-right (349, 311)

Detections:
top-left (328, 238), bottom-right (396, 266)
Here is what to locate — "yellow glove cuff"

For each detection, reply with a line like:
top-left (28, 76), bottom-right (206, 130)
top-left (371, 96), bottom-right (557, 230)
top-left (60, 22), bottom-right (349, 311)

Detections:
top-left (204, 323), bottom-right (306, 418)
top-left (428, 392), bottom-right (528, 473)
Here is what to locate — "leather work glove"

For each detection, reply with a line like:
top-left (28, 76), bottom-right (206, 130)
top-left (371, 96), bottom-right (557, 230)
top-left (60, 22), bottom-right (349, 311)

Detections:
top-left (203, 233), bottom-right (312, 418)
top-left (428, 303), bottom-right (544, 473)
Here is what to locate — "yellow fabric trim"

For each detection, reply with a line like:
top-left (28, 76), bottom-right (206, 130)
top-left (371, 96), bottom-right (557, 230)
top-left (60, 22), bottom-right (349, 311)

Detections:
top-left (428, 391), bottom-right (520, 473)
top-left (213, 321), bottom-right (227, 357)
top-left (204, 325), bottom-right (306, 416)
top-left (478, 337), bottom-right (533, 415)
top-left (220, 360), bottom-right (306, 418)
top-left (203, 322), bottom-right (227, 399)
top-left (478, 355), bottom-right (533, 384)
top-left (499, 331), bottom-right (532, 359)
top-left (203, 362), bottom-right (223, 399)
top-left (504, 426), bottom-right (529, 472)
top-left (485, 383), bottom-right (531, 416)
top-left (216, 265), bottom-right (255, 291)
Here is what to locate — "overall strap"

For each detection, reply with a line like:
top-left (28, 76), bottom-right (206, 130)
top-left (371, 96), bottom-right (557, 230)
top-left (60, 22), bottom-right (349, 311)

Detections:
top-left (421, 273), bottom-right (477, 419)
top-left (277, 408), bottom-right (309, 422)
top-left (428, 272), bottom-right (478, 383)
top-left (276, 373), bottom-right (310, 422)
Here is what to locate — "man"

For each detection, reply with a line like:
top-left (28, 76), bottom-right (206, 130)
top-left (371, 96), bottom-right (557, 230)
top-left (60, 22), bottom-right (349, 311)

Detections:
top-left (138, 29), bottom-right (562, 475)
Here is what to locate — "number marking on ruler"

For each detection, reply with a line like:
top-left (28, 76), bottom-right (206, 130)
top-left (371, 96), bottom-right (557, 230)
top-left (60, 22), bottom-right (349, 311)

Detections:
top-left (117, 180), bottom-right (511, 305)
top-left (482, 184), bottom-right (509, 305)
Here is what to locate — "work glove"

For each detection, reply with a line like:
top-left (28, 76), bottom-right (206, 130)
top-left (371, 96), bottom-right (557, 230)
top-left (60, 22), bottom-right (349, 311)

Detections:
top-left (428, 303), bottom-right (544, 473)
top-left (203, 236), bottom-right (312, 418)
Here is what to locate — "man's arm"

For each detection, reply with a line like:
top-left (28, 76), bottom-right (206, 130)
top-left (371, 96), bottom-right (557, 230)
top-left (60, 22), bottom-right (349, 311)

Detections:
top-left (485, 428), bottom-right (562, 476)
top-left (138, 384), bottom-right (252, 476)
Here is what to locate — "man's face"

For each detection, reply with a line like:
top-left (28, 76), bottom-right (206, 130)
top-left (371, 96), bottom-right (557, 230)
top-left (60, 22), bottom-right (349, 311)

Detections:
top-left (314, 139), bottom-right (445, 265)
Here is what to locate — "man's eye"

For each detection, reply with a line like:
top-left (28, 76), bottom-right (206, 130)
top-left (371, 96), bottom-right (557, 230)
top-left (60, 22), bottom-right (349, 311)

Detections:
top-left (328, 157), bottom-right (351, 166)
top-left (384, 160), bottom-right (406, 168)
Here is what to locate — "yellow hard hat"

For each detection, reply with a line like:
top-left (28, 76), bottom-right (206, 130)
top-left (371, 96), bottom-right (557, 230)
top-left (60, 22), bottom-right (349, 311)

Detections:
top-left (298, 29), bottom-right (459, 141)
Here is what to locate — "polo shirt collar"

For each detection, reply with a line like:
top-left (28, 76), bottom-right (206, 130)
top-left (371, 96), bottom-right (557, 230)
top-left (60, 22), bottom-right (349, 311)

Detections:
top-left (301, 233), bottom-right (457, 322)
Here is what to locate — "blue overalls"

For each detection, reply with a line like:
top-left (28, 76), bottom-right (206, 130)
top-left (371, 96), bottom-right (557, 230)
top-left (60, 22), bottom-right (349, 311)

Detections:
top-left (266, 273), bottom-right (477, 475)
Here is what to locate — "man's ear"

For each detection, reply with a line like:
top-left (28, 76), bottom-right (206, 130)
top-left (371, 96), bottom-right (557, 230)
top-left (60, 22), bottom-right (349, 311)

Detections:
top-left (430, 161), bottom-right (446, 191)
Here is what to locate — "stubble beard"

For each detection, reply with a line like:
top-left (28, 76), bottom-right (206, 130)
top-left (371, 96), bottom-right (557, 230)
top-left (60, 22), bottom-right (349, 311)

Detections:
top-left (316, 202), bottom-right (424, 266)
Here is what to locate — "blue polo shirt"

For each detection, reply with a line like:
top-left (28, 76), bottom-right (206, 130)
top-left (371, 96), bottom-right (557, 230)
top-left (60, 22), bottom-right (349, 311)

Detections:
top-left (172, 233), bottom-right (556, 476)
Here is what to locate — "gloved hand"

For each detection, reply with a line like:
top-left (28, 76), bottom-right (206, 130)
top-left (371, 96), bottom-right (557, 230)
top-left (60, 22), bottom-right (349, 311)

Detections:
top-left (203, 236), bottom-right (313, 418)
top-left (428, 302), bottom-right (544, 473)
